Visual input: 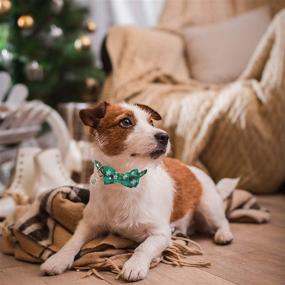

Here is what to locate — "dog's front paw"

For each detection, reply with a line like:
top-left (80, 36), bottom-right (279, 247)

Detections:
top-left (121, 253), bottom-right (150, 281)
top-left (40, 252), bottom-right (74, 276)
top-left (214, 228), bottom-right (233, 245)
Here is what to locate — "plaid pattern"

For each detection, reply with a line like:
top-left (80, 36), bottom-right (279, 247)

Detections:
top-left (1, 186), bottom-right (209, 279)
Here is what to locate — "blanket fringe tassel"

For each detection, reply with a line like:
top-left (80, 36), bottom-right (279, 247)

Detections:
top-left (81, 236), bottom-right (210, 282)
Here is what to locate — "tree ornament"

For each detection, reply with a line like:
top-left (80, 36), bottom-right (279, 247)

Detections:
top-left (17, 15), bottom-right (34, 30)
top-left (51, 0), bottom-right (64, 13)
top-left (0, 0), bottom-right (11, 15)
top-left (74, 35), bottom-right (91, 50)
top-left (49, 24), bottom-right (63, 39)
top-left (25, 61), bottom-right (44, 81)
top-left (85, 78), bottom-right (98, 93)
top-left (86, 20), bottom-right (97, 33)
top-left (0, 48), bottom-right (13, 67)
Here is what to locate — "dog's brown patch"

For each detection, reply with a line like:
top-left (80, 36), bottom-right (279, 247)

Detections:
top-left (163, 157), bottom-right (202, 222)
top-left (135, 104), bottom-right (162, 121)
top-left (79, 102), bottom-right (109, 129)
top-left (90, 104), bottom-right (137, 156)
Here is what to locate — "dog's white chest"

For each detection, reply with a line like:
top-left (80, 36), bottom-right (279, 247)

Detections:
top-left (89, 166), bottom-right (174, 242)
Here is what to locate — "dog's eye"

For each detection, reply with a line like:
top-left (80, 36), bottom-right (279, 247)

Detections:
top-left (149, 119), bottom-right (154, 126)
top-left (119, 118), bottom-right (133, 128)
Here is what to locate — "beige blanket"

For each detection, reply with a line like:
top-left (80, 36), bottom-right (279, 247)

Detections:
top-left (1, 184), bottom-right (269, 281)
top-left (102, 9), bottom-right (285, 194)
top-left (1, 186), bottom-right (209, 281)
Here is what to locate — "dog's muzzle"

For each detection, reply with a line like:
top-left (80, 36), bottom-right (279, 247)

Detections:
top-left (150, 132), bottom-right (169, 159)
top-left (154, 132), bottom-right (169, 147)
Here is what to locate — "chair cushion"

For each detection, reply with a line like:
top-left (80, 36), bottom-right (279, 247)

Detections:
top-left (183, 6), bottom-right (271, 83)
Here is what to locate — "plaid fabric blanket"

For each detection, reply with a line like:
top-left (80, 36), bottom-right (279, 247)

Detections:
top-left (1, 186), bottom-right (209, 280)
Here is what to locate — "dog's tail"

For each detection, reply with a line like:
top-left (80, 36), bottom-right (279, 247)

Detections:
top-left (216, 178), bottom-right (240, 200)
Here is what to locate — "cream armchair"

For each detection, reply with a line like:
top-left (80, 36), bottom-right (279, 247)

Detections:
top-left (101, 0), bottom-right (285, 194)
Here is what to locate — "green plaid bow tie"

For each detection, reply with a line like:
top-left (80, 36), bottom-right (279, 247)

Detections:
top-left (91, 160), bottom-right (147, 188)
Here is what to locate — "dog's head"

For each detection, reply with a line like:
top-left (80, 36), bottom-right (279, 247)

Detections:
top-left (79, 102), bottom-right (170, 161)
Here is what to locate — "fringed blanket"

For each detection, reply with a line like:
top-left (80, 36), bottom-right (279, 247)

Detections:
top-left (1, 186), bottom-right (210, 281)
top-left (1, 184), bottom-right (270, 281)
top-left (102, 9), bottom-right (285, 194)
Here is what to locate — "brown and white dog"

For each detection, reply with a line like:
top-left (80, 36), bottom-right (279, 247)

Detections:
top-left (41, 102), bottom-right (238, 281)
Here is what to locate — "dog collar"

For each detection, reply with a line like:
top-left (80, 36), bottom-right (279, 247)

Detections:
top-left (91, 160), bottom-right (147, 188)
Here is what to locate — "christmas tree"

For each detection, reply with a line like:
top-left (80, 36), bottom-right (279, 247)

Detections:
top-left (0, 0), bottom-right (104, 106)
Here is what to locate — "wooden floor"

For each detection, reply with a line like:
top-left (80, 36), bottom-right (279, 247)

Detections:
top-left (0, 195), bottom-right (284, 285)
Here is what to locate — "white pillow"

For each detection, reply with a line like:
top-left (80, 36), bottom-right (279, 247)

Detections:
top-left (183, 6), bottom-right (271, 84)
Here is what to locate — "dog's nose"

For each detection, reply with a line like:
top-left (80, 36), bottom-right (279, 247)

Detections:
top-left (154, 132), bottom-right (169, 146)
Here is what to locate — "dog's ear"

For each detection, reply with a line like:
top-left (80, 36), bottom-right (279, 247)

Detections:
top-left (79, 101), bottom-right (109, 128)
top-left (136, 104), bottom-right (161, 121)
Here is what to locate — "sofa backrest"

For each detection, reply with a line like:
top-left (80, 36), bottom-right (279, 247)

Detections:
top-left (159, 0), bottom-right (285, 29)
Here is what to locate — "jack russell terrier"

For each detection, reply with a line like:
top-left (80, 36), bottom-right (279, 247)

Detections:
top-left (41, 102), bottom-right (237, 281)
